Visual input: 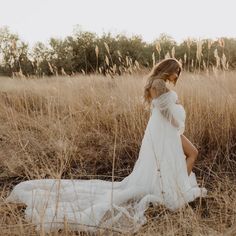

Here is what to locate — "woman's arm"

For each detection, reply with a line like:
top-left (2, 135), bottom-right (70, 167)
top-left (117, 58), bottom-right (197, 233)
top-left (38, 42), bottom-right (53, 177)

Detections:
top-left (161, 108), bottom-right (180, 127)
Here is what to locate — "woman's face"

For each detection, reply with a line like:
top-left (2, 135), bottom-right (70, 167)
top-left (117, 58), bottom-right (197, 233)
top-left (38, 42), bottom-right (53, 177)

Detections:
top-left (168, 67), bottom-right (180, 84)
top-left (168, 73), bottom-right (178, 84)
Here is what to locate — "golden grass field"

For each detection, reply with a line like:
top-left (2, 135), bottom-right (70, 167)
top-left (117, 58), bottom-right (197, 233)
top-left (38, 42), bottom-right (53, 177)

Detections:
top-left (0, 71), bottom-right (235, 235)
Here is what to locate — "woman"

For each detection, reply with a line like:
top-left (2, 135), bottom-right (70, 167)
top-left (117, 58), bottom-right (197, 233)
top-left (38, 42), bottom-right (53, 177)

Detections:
top-left (6, 59), bottom-right (207, 234)
top-left (144, 58), bottom-right (199, 176)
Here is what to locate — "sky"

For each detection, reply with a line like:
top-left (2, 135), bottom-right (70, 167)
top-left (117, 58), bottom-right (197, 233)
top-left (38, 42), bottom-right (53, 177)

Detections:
top-left (0, 0), bottom-right (236, 47)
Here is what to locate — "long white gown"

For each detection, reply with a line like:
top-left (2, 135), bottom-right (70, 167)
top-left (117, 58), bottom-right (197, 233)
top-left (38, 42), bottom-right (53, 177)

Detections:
top-left (6, 90), bottom-right (207, 233)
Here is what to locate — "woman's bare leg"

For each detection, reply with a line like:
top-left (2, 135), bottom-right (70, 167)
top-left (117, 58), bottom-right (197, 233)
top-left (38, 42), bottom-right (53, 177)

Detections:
top-left (180, 134), bottom-right (199, 175)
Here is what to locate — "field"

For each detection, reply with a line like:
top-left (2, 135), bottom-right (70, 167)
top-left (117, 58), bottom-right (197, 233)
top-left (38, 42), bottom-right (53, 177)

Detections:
top-left (0, 71), bottom-right (235, 235)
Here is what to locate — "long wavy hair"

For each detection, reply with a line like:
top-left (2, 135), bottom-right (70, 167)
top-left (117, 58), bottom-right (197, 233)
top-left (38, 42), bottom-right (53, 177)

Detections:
top-left (143, 58), bottom-right (182, 105)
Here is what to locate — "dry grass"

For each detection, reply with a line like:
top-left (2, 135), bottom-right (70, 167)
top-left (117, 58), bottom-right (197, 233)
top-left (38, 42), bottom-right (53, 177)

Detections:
top-left (0, 71), bottom-right (235, 235)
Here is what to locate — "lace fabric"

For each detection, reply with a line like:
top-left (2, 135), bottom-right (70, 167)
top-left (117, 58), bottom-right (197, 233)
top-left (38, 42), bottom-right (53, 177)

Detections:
top-left (151, 90), bottom-right (186, 135)
top-left (6, 90), bottom-right (207, 233)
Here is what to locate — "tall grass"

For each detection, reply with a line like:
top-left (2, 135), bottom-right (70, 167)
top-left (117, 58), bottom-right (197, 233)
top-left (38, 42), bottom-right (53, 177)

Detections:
top-left (0, 71), bottom-right (235, 235)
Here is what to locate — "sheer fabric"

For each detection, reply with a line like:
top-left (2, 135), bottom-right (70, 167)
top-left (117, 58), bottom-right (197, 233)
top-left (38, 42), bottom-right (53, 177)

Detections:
top-left (6, 90), bottom-right (207, 233)
top-left (150, 79), bottom-right (185, 134)
top-left (151, 90), bottom-right (186, 135)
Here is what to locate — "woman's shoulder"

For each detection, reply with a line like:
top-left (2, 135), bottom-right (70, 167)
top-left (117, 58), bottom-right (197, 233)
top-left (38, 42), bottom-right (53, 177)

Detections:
top-left (151, 79), bottom-right (167, 92)
top-left (151, 90), bottom-right (177, 105)
top-left (152, 89), bottom-right (174, 99)
top-left (151, 79), bottom-right (169, 98)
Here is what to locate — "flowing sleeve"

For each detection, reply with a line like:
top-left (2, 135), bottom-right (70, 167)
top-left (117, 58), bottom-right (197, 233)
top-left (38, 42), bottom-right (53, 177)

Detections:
top-left (151, 82), bottom-right (186, 133)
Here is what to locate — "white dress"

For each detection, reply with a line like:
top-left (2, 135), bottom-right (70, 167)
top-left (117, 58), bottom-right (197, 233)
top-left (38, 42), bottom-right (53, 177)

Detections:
top-left (6, 90), bottom-right (207, 233)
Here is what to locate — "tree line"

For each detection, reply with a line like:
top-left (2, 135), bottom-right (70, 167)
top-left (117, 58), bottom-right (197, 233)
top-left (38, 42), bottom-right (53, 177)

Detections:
top-left (0, 26), bottom-right (236, 77)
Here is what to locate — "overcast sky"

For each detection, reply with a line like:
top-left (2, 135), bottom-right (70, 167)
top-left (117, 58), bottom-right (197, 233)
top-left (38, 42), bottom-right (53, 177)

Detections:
top-left (1, 0), bottom-right (236, 47)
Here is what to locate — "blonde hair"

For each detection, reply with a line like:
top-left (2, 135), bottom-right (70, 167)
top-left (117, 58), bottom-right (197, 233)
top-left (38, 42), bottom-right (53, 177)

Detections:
top-left (143, 58), bottom-right (182, 104)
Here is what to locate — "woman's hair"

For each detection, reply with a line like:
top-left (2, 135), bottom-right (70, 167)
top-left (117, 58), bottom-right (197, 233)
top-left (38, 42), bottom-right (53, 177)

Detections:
top-left (143, 58), bottom-right (182, 104)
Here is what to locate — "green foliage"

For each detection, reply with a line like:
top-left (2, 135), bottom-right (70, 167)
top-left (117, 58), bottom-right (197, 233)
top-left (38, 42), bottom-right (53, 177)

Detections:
top-left (0, 26), bottom-right (236, 77)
